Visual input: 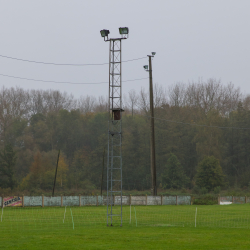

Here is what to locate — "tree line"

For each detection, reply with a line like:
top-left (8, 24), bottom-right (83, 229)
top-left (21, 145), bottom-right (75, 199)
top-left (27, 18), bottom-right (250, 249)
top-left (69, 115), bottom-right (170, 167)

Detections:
top-left (0, 78), bottom-right (250, 194)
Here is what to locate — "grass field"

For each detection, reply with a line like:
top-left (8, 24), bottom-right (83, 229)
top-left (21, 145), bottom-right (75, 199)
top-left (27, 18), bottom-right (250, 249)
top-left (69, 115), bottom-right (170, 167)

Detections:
top-left (1, 204), bottom-right (250, 249)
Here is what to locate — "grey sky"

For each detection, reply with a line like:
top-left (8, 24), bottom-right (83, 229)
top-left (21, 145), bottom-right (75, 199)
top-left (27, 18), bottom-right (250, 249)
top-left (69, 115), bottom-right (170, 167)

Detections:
top-left (0, 0), bottom-right (250, 98)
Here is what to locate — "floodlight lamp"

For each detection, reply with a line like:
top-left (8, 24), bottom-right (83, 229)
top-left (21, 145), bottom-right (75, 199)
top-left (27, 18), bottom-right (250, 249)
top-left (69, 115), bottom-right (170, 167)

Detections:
top-left (119, 27), bottom-right (129, 35)
top-left (152, 52), bottom-right (156, 56)
top-left (143, 65), bottom-right (148, 70)
top-left (100, 29), bottom-right (110, 38)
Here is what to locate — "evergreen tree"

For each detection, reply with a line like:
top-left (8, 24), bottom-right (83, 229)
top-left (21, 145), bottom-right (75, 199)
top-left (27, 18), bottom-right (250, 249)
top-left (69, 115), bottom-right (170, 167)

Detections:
top-left (162, 153), bottom-right (189, 189)
top-left (0, 144), bottom-right (17, 189)
top-left (195, 156), bottom-right (224, 191)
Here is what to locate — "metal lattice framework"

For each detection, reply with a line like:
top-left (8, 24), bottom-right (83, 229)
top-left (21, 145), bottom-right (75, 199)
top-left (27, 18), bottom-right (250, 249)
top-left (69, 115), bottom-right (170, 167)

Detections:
top-left (107, 38), bottom-right (123, 226)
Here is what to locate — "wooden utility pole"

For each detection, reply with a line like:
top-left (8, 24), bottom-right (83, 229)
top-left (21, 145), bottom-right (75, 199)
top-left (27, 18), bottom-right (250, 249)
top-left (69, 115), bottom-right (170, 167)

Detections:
top-left (101, 147), bottom-right (105, 196)
top-left (148, 55), bottom-right (157, 196)
top-left (52, 150), bottom-right (60, 197)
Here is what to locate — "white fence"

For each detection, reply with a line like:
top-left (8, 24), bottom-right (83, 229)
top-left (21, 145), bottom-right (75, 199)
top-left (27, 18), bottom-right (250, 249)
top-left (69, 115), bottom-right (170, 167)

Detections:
top-left (219, 195), bottom-right (250, 205)
top-left (1, 195), bottom-right (192, 207)
top-left (3, 195), bottom-right (250, 207)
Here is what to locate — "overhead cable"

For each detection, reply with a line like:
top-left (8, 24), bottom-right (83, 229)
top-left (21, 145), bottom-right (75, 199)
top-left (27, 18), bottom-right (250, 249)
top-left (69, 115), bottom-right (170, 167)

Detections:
top-left (0, 54), bottom-right (147, 66)
top-left (148, 115), bottom-right (250, 130)
top-left (134, 104), bottom-right (250, 130)
top-left (0, 73), bottom-right (148, 84)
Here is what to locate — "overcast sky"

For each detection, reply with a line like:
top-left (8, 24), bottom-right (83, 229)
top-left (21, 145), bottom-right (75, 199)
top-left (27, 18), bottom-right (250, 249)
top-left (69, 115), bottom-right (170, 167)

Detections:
top-left (0, 0), bottom-right (250, 98)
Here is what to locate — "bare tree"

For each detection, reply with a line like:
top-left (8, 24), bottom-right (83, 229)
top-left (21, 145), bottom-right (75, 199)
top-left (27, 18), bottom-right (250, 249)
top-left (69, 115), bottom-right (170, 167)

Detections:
top-left (168, 79), bottom-right (242, 116)
top-left (47, 90), bottom-right (76, 112)
top-left (138, 88), bottom-right (149, 114)
top-left (243, 95), bottom-right (250, 110)
top-left (224, 83), bottom-right (241, 113)
top-left (154, 84), bottom-right (167, 108)
top-left (29, 89), bottom-right (46, 115)
top-left (125, 89), bottom-right (138, 117)
top-left (77, 95), bottom-right (97, 114)
top-left (29, 89), bottom-right (77, 115)
top-left (8, 87), bottom-right (30, 118)
top-left (168, 82), bottom-right (186, 107)
top-left (93, 95), bottom-right (108, 113)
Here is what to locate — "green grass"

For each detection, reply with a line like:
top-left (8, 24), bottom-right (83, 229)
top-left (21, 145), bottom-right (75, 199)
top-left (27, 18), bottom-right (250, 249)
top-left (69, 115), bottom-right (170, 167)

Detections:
top-left (1, 204), bottom-right (250, 249)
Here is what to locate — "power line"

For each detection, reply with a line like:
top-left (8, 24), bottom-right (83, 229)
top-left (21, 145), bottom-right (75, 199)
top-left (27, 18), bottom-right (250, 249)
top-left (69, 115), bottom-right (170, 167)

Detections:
top-left (0, 54), bottom-right (147, 66)
top-left (134, 104), bottom-right (250, 130)
top-left (0, 73), bottom-right (148, 84)
top-left (149, 115), bottom-right (250, 130)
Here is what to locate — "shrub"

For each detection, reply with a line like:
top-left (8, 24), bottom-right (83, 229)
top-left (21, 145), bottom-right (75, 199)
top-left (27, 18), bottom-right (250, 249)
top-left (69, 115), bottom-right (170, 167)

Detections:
top-left (192, 185), bottom-right (201, 194)
top-left (213, 186), bottom-right (221, 194)
top-left (201, 187), bottom-right (208, 195)
top-left (193, 194), bottom-right (218, 205)
top-left (195, 156), bottom-right (224, 192)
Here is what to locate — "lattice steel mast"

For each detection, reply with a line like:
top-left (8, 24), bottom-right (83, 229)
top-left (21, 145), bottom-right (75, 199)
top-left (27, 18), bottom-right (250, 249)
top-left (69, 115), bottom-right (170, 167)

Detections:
top-left (100, 27), bottom-right (129, 226)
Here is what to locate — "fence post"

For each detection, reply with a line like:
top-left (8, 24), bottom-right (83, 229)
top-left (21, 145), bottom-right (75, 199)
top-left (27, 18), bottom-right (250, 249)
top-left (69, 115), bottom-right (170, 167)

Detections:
top-left (176, 195), bottom-right (178, 205)
top-left (218, 194), bottom-right (220, 205)
top-left (146, 194), bottom-right (147, 206)
top-left (79, 194), bottom-right (81, 207)
top-left (96, 195), bottom-right (98, 206)
top-left (42, 194), bottom-right (44, 208)
top-left (22, 195), bottom-right (24, 207)
top-left (161, 195), bottom-right (163, 205)
top-left (61, 194), bottom-right (63, 207)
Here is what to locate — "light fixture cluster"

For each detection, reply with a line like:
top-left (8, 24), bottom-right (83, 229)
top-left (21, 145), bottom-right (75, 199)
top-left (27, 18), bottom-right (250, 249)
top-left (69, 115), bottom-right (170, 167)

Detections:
top-left (143, 52), bottom-right (156, 71)
top-left (119, 27), bottom-right (129, 36)
top-left (100, 27), bottom-right (129, 41)
top-left (100, 29), bottom-right (110, 38)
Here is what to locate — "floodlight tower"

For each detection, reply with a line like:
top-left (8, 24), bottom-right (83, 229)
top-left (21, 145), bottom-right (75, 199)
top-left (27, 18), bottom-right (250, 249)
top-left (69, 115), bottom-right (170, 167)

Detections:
top-left (100, 27), bottom-right (129, 226)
